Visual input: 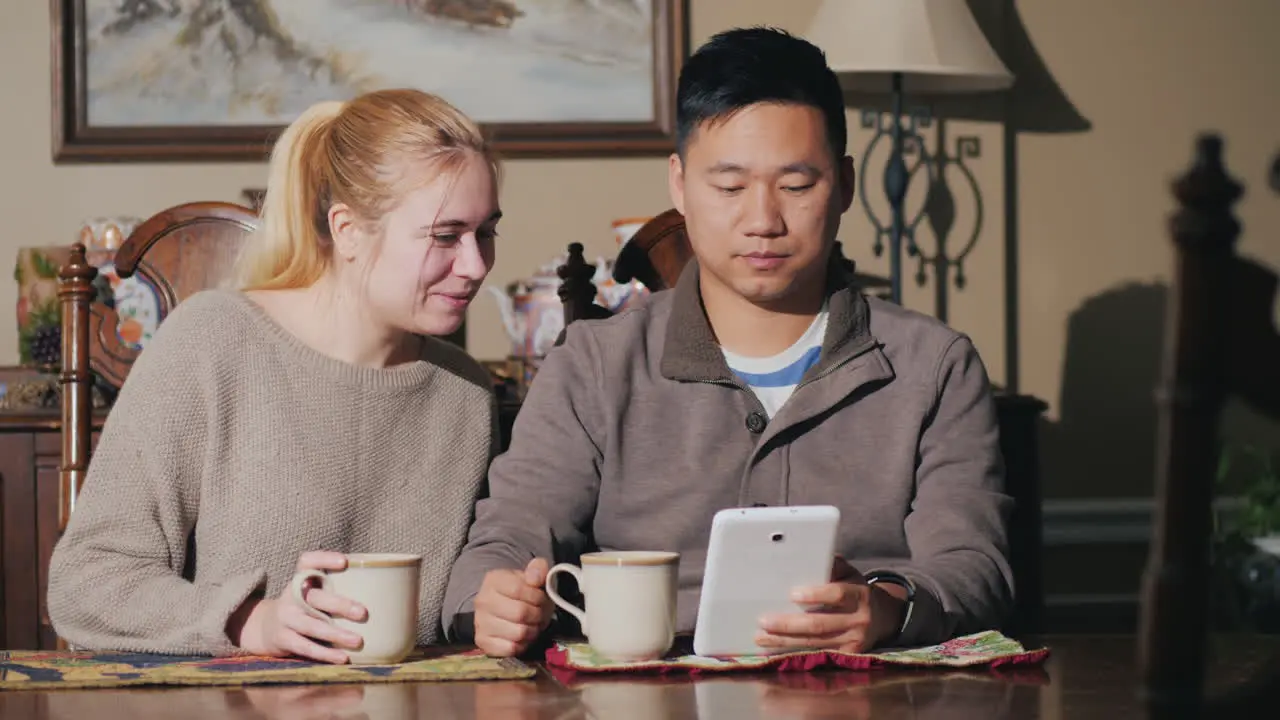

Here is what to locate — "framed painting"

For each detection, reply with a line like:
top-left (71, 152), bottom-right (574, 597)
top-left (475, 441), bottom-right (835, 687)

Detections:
top-left (51, 0), bottom-right (688, 162)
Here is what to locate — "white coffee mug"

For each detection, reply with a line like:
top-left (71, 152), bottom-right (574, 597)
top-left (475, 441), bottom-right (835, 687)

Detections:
top-left (290, 553), bottom-right (421, 665)
top-left (546, 550), bottom-right (679, 662)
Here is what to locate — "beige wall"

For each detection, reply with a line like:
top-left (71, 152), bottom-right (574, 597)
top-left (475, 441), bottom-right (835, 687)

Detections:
top-left (2, 1), bottom-right (1277, 497)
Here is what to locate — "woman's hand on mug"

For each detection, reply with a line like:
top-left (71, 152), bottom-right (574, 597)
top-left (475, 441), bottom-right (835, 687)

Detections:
top-left (228, 550), bottom-right (368, 664)
top-left (474, 558), bottom-right (554, 657)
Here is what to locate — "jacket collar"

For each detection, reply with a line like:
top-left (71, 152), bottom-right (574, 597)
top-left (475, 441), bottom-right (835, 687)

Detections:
top-left (659, 255), bottom-right (877, 383)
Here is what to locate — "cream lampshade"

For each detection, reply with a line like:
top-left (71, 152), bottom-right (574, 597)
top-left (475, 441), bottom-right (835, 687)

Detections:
top-left (805, 0), bottom-right (1013, 94)
top-left (803, 0), bottom-right (1015, 309)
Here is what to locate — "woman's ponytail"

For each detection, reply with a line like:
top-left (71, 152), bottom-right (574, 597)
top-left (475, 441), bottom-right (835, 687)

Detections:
top-left (234, 100), bottom-right (344, 291)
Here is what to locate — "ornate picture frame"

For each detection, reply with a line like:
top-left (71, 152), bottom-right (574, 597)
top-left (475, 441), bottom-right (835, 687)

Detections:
top-left (52, 0), bottom-right (688, 162)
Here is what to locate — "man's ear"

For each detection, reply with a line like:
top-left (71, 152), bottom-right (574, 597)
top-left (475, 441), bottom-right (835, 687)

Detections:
top-left (839, 155), bottom-right (856, 213)
top-left (329, 203), bottom-right (360, 262)
top-left (668, 152), bottom-right (687, 216)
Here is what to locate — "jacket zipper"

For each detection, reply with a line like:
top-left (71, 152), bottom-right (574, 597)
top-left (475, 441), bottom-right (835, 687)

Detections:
top-left (794, 338), bottom-right (879, 393)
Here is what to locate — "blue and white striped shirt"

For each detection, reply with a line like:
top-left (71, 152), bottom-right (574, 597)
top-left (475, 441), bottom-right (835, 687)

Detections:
top-left (721, 305), bottom-right (828, 418)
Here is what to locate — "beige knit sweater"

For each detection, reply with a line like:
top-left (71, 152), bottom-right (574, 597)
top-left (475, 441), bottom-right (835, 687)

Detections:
top-left (46, 289), bottom-right (495, 655)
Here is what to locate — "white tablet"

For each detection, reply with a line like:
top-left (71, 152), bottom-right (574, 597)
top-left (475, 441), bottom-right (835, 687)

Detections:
top-left (693, 505), bottom-right (841, 657)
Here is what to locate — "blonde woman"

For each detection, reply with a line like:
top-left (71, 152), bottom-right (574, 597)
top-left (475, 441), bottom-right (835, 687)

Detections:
top-left (47, 89), bottom-right (502, 663)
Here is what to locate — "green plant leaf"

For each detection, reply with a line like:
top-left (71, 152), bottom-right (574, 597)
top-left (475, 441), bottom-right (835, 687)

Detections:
top-left (13, 263), bottom-right (23, 284)
top-left (27, 301), bottom-right (60, 326)
top-left (1216, 445), bottom-right (1235, 487)
top-left (31, 252), bottom-right (60, 280)
top-left (1216, 442), bottom-right (1280, 540)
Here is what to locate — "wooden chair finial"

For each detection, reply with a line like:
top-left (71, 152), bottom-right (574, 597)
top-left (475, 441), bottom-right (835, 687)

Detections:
top-left (1170, 134), bottom-right (1244, 252)
top-left (58, 242), bottom-right (97, 284)
top-left (557, 242), bottom-right (597, 314)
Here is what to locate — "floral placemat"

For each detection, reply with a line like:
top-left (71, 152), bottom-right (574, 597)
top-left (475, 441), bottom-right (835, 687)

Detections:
top-left (0, 647), bottom-right (534, 691)
top-left (545, 631), bottom-right (1049, 675)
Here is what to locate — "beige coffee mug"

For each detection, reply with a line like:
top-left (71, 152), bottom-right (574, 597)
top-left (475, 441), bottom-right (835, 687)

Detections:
top-left (289, 553), bottom-right (421, 665)
top-left (546, 550), bottom-right (679, 662)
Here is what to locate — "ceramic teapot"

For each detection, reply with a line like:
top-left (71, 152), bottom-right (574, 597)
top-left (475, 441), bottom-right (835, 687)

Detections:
top-left (485, 253), bottom-right (647, 359)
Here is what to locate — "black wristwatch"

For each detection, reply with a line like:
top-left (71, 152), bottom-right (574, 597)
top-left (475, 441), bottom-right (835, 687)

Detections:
top-left (865, 571), bottom-right (916, 640)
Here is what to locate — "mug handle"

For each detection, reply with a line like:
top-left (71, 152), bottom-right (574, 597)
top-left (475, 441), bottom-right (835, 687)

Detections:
top-left (545, 563), bottom-right (588, 635)
top-left (289, 569), bottom-right (333, 622)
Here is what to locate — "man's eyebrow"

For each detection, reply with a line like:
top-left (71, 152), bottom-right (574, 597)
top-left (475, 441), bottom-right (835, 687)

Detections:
top-left (704, 162), bottom-right (823, 176)
top-left (707, 162), bottom-right (747, 174)
top-left (780, 162), bottom-right (821, 177)
top-left (423, 210), bottom-right (503, 230)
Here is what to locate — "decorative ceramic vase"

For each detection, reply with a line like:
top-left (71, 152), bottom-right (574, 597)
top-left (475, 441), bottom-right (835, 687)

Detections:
top-left (78, 216), bottom-right (141, 252)
top-left (13, 216), bottom-right (150, 369)
top-left (611, 217), bottom-right (650, 248)
top-left (14, 246), bottom-right (97, 369)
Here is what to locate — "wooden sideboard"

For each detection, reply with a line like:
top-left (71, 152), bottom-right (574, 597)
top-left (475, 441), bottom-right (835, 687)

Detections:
top-left (0, 412), bottom-right (102, 650)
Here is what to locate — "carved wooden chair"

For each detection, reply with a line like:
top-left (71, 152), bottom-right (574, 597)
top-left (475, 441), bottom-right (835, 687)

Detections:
top-left (56, 201), bottom-right (259, 533)
top-left (607, 208), bottom-right (696, 294)
top-left (556, 209), bottom-right (1048, 636)
top-left (1138, 136), bottom-right (1280, 716)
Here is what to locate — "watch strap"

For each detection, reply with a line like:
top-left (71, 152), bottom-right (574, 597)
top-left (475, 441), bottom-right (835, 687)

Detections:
top-left (865, 570), bottom-right (916, 640)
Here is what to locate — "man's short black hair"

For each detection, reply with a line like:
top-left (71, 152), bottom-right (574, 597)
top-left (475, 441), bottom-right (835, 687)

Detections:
top-left (675, 26), bottom-right (846, 159)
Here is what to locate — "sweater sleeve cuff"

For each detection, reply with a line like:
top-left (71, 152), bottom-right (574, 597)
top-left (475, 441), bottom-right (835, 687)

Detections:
top-left (892, 580), bottom-right (945, 648)
top-left (442, 545), bottom-right (534, 641)
top-left (444, 594), bottom-right (479, 643)
top-left (196, 569), bottom-right (268, 656)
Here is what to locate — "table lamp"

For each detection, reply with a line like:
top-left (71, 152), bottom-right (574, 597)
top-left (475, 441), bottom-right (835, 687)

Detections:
top-left (805, 0), bottom-right (1014, 305)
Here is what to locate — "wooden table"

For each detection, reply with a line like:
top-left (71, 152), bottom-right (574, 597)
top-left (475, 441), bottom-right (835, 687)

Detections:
top-left (0, 635), bottom-right (1275, 718)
